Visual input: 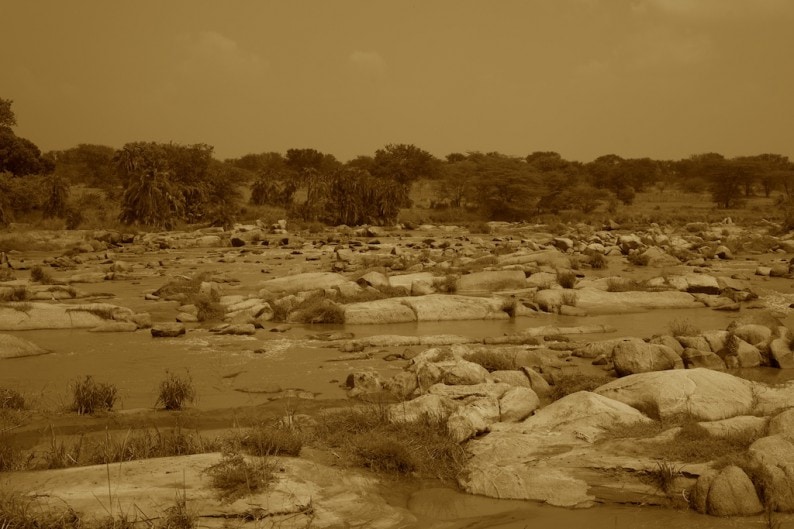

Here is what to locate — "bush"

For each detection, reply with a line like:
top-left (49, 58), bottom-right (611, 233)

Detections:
top-left (203, 452), bottom-right (273, 503)
top-left (667, 318), bottom-right (699, 337)
top-left (70, 376), bottom-right (117, 415)
top-left (627, 252), bottom-right (651, 266)
top-left (287, 298), bottom-right (345, 324)
top-left (156, 371), bottom-right (196, 410)
top-left (556, 269), bottom-right (577, 289)
top-left (237, 426), bottom-right (303, 457)
top-left (352, 435), bottom-right (416, 474)
top-left (0, 388), bottom-right (24, 410)
top-left (0, 286), bottom-right (27, 302)
top-left (194, 294), bottom-right (224, 322)
top-left (30, 265), bottom-right (55, 284)
top-left (587, 252), bottom-right (607, 269)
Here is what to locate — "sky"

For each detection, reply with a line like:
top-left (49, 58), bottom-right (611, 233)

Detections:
top-left (2, 0), bottom-right (793, 163)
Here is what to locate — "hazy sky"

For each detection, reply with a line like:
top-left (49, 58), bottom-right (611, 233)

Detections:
top-left (2, 0), bottom-right (792, 162)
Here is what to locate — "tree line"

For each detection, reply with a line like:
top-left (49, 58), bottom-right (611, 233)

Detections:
top-left (2, 97), bottom-right (794, 229)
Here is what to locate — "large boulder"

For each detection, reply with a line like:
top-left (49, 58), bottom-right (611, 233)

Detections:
top-left (402, 295), bottom-right (510, 321)
top-left (681, 348), bottom-right (726, 371)
top-left (498, 386), bottom-right (539, 422)
top-left (612, 341), bottom-right (683, 376)
top-left (768, 408), bottom-right (794, 437)
top-left (0, 302), bottom-right (144, 331)
top-left (770, 338), bottom-right (794, 368)
top-left (259, 272), bottom-right (347, 295)
top-left (455, 270), bottom-right (527, 294)
top-left (344, 299), bottom-right (417, 324)
top-left (0, 333), bottom-right (49, 359)
top-left (561, 288), bottom-right (704, 314)
top-left (701, 465), bottom-right (764, 516)
top-left (595, 368), bottom-right (755, 421)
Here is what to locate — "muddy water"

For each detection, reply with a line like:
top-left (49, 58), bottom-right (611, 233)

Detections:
top-left (3, 306), bottom-right (794, 411)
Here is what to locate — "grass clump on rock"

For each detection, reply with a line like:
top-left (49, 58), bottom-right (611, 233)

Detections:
top-left (30, 265), bottom-right (56, 285)
top-left (70, 376), bottom-right (117, 415)
top-left (465, 350), bottom-right (517, 372)
top-left (313, 406), bottom-right (464, 481)
top-left (204, 452), bottom-right (274, 503)
top-left (156, 370), bottom-right (196, 410)
top-left (556, 269), bottom-right (577, 289)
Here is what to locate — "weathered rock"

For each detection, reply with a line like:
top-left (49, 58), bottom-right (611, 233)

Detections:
top-left (0, 333), bottom-right (49, 359)
top-left (357, 271), bottom-right (391, 289)
top-left (388, 394), bottom-right (459, 423)
top-left (447, 406), bottom-right (489, 442)
top-left (612, 341), bottom-right (683, 376)
top-left (697, 415), bottom-right (768, 441)
top-left (770, 338), bottom-right (794, 368)
top-left (456, 270), bottom-right (527, 293)
top-left (682, 348), bottom-right (726, 371)
top-left (521, 366), bottom-right (552, 397)
top-left (555, 288), bottom-right (704, 314)
top-left (706, 465), bottom-right (764, 516)
top-left (0, 302), bottom-right (141, 331)
top-left (344, 299), bottom-right (417, 324)
top-left (574, 337), bottom-right (644, 359)
top-left (402, 295), bottom-right (510, 321)
top-left (260, 272), bottom-right (347, 295)
top-left (490, 370), bottom-right (531, 388)
top-left (345, 369), bottom-right (383, 397)
top-left (150, 323), bottom-right (186, 338)
top-left (648, 334), bottom-right (684, 355)
top-left (213, 323), bottom-right (256, 336)
top-left (768, 408), bottom-right (794, 437)
top-left (595, 368), bottom-right (755, 421)
top-left (498, 386), bottom-right (539, 422)
top-left (749, 435), bottom-right (794, 468)
top-left (732, 324), bottom-right (773, 346)
top-left (88, 321), bottom-right (138, 333)
top-left (676, 335), bottom-right (712, 352)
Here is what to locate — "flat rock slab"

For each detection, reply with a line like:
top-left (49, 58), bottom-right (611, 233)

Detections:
top-left (0, 302), bottom-right (138, 331)
top-left (259, 272), bottom-right (347, 295)
top-left (0, 333), bottom-right (49, 359)
top-left (0, 454), bottom-right (415, 528)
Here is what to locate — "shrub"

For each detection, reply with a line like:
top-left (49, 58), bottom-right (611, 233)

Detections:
top-left (0, 286), bottom-right (27, 302)
top-left (561, 291), bottom-right (578, 307)
top-left (0, 438), bottom-right (20, 472)
top-left (89, 425), bottom-right (217, 465)
top-left (587, 252), bottom-right (607, 270)
top-left (668, 318), bottom-right (699, 337)
top-left (158, 489), bottom-right (196, 529)
top-left (627, 252), bottom-right (651, 266)
top-left (70, 376), bottom-right (117, 415)
top-left (0, 388), bottom-right (24, 410)
top-left (649, 459), bottom-right (683, 495)
top-left (156, 371), bottom-right (196, 410)
top-left (556, 269), bottom-right (577, 289)
top-left (204, 452), bottom-right (273, 503)
top-left (29, 265), bottom-right (55, 285)
top-left (236, 426), bottom-right (303, 457)
top-left (288, 298), bottom-right (345, 324)
top-left (0, 268), bottom-right (14, 282)
top-left (0, 493), bottom-right (83, 528)
top-left (352, 435), bottom-right (417, 474)
top-left (194, 294), bottom-right (224, 322)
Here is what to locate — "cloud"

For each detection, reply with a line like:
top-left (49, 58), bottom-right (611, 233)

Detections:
top-left (348, 51), bottom-right (387, 79)
top-left (176, 30), bottom-right (268, 79)
top-left (631, 0), bottom-right (793, 18)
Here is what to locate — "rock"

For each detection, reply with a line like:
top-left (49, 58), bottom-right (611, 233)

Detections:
top-left (357, 271), bottom-right (391, 289)
top-left (697, 415), bottom-right (768, 441)
top-left (732, 324), bottom-right (772, 346)
top-left (706, 465), bottom-right (764, 516)
top-left (595, 368), bottom-right (755, 421)
top-left (691, 472), bottom-right (715, 514)
top-left (752, 380), bottom-right (794, 415)
top-left (410, 280), bottom-right (435, 296)
top-left (388, 394), bottom-right (459, 423)
top-left (768, 408), bottom-right (794, 437)
top-left (456, 270), bottom-right (527, 293)
top-left (770, 338), bottom-right (794, 368)
top-left (612, 341), bottom-right (683, 376)
top-left (260, 272), bottom-right (347, 295)
top-left (681, 348), bottom-right (726, 371)
top-left (648, 335), bottom-right (684, 355)
top-left (490, 370), bottom-right (531, 388)
top-left (345, 370), bottom-right (383, 397)
top-left (761, 464), bottom-right (794, 512)
top-left (749, 435), bottom-right (794, 468)
top-left (553, 288), bottom-right (703, 314)
top-left (402, 295), bottom-right (510, 321)
top-left (88, 322), bottom-right (138, 333)
top-left (441, 359), bottom-right (491, 385)
top-left (498, 386), bottom-right (539, 422)
top-left (0, 302), bottom-right (140, 331)
top-left (151, 323), bottom-right (186, 338)
top-left (383, 372), bottom-right (418, 399)
top-left (521, 367), bottom-right (552, 397)
top-left (676, 335), bottom-right (712, 352)
top-left (0, 333), bottom-right (49, 359)
top-left (213, 324), bottom-right (256, 336)
top-left (447, 407), bottom-right (489, 442)
top-left (729, 338), bottom-right (763, 368)
top-left (518, 391), bottom-right (653, 438)
top-left (714, 245), bottom-right (734, 260)
top-left (344, 299), bottom-right (417, 324)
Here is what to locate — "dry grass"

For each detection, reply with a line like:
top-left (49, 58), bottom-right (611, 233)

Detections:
top-left (231, 424), bottom-right (303, 457)
top-left (312, 406), bottom-right (464, 481)
top-left (465, 350), bottom-right (517, 372)
top-left (0, 388), bottom-right (25, 410)
top-left (203, 452), bottom-right (274, 503)
top-left (668, 318), bottom-right (700, 337)
top-left (70, 376), bottom-right (117, 415)
top-left (156, 371), bottom-right (196, 411)
top-left (556, 269), bottom-right (577, 289)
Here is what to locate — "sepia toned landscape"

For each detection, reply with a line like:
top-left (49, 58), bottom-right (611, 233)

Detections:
top-left (2, 1), bottom-right (794, 528)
